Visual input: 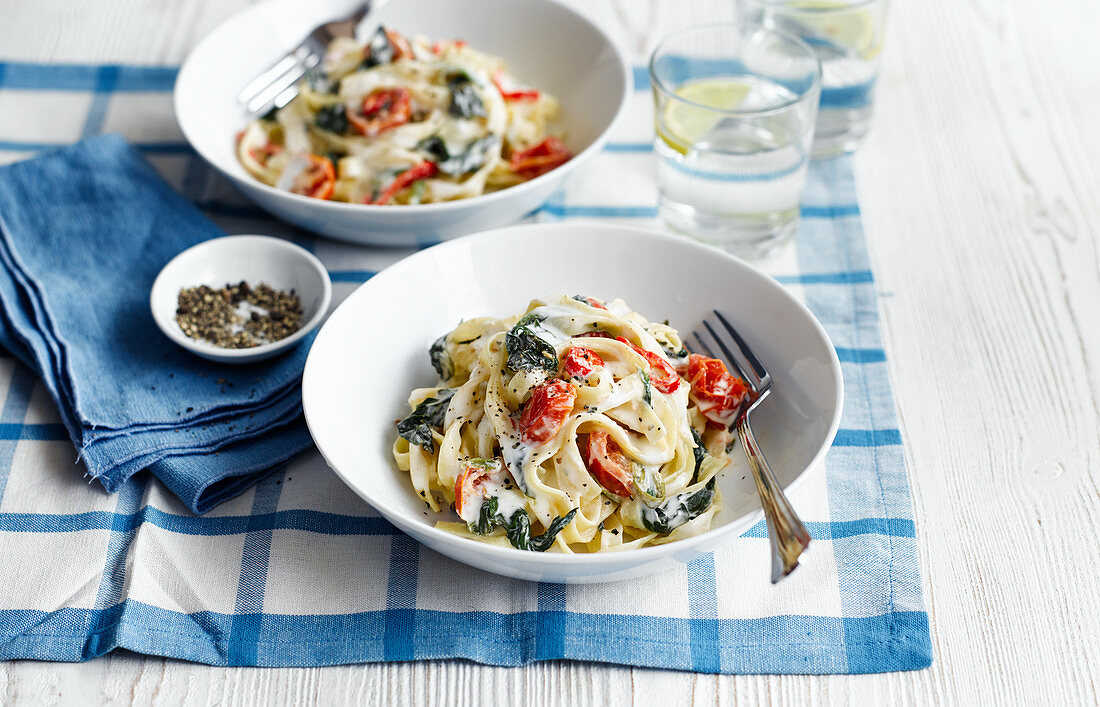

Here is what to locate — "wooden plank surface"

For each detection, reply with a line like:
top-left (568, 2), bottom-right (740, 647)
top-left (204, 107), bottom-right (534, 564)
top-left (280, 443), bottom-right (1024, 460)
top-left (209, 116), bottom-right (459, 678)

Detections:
top-left (2, 0), bottom-right (1099, 703)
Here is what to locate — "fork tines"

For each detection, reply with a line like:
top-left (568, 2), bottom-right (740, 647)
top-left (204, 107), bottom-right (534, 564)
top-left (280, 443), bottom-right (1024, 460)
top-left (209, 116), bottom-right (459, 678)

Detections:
top-left (693, 310), bottom-right (769, 391)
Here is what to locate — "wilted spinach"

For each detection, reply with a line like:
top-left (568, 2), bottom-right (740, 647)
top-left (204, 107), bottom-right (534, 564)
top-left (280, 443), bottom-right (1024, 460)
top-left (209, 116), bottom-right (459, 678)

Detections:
top-left (640, 478), bottom-right (716, 534)
top-left (505, 315), bottom-right (558, 373)
top-left (469, 500), bottom-right (577, 552)
top-left (691, 428), bottom-right (706, 483)
top-left (304, 66), bottom-right (338, 94)
top-left (363, 27), bottom-right (395, 67)
top-left (447, 73), bottom-right (487, 119)
top-left (639, 366), bottom-right (652, 406)
top-left (396, 388), bottom-right (455, 452)
top-left (416, 135), bottom-right (498, 176)
top-left (429, 334), bottom-right (453, 380)
top-left (314, 104), bottom-right (349, 134)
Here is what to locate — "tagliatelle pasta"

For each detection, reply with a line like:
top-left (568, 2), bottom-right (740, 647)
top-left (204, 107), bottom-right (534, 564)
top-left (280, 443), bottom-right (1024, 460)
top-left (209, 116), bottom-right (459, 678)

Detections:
top-left (236, 26), bottom-right (571, 205)
top-left (392, 295), bottom-right (753, 553)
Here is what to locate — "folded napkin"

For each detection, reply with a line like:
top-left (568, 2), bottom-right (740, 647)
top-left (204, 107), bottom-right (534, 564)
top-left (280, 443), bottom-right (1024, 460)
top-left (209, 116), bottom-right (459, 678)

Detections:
top-left (0, 134), bottom-right (314, 512)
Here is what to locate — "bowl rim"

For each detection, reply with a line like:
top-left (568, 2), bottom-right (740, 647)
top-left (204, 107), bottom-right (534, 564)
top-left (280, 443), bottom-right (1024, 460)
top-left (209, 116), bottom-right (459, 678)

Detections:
top-left (301, 222), bottom-right (845, 565)
top-left (173, 0), bottom-right (632, 216)
top-left (150, 234), bottom-right (333, 360)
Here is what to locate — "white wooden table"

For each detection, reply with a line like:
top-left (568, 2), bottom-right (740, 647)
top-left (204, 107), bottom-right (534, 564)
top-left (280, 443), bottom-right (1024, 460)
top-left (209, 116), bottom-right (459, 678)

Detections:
top-left (3, 0), bottom-right (1099, 704)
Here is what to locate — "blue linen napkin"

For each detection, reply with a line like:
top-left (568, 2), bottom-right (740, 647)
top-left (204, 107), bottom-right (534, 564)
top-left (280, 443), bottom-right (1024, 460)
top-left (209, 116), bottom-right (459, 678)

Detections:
top-left (0, 134), bottom-right (314, 512)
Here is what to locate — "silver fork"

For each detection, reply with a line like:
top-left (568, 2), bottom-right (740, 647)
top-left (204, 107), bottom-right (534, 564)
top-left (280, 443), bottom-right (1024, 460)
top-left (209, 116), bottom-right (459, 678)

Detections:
top-left (692, 310), bottom-right (811, 583)
top-left (236, 2), bottom-right (381, 118)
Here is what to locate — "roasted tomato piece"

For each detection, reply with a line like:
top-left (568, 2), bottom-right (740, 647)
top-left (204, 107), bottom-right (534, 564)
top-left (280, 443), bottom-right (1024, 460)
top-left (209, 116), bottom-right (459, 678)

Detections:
top-left (584, 429), bottom-right (634, 498)
top-left (572, 295), bottom-right (607, 310)
top-left (492, 68), bottom-right (541, 101)
top-left (348, 87), bottom-right (412, 137)
top-left (367, 161), bottom-right (438, 205)
top-left (454, 459), bottom-right (504, 518)
top-left (431, 39), bottom-right (468, 54)
top-left (509, 137), bottom-right (572, 180)
top-left (247, 140), bottom-right (282, 166)
top-left (686, 354), bottom-right (750, 427)
top-left (561, 346), bottom-right (604, 380)
top-left (615, 337), bottom-right (681, 394)
top-left (384, 28), bottom-right (414, 59)
top-left (288, 153), bottom-right (336, 200)
top-left (518, 379), bottom-right (577, 444)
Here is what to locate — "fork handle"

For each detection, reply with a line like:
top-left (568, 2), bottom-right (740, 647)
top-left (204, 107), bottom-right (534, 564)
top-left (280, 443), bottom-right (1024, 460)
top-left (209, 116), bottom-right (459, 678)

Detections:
top-left (736, 419), bottom-right (811, 583)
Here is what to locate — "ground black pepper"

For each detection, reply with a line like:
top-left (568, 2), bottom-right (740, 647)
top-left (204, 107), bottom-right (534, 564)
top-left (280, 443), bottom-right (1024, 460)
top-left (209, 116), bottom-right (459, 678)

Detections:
top-left (176, 281), bottom-right (303, 349)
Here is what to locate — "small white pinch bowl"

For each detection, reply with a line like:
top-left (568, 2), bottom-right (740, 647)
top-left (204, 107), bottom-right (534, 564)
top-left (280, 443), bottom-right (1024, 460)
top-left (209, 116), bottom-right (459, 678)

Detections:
top-left (302, 223), bottom-right (844, 584)
top-left (151, 235), bottom-right (332, 364)
top-left (174, 0), bottom-right (631, 246)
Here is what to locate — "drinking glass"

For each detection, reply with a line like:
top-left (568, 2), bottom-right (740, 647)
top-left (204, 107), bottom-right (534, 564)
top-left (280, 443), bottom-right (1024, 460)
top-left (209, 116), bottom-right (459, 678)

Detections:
top-left (741, 0), bottom-right (890, 156)
top-left (650, 24), bottom-right (821, 258)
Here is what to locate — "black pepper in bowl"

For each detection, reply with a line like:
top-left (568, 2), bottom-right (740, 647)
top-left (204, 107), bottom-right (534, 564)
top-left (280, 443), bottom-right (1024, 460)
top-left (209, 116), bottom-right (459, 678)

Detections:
top-left (175, 281), bottom-right (303, 349)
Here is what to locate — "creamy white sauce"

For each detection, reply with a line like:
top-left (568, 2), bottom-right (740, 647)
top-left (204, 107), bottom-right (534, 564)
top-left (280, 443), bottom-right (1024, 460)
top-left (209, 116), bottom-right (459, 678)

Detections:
top-left (274, 152), bottom-right (311, 191)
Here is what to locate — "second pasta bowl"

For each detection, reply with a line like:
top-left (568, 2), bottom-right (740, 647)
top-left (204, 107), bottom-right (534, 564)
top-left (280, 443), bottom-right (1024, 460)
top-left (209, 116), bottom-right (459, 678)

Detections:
top-left (302, 224), bottom-right (843, 584)
top-left (175, 0), bottom-right (629, 246)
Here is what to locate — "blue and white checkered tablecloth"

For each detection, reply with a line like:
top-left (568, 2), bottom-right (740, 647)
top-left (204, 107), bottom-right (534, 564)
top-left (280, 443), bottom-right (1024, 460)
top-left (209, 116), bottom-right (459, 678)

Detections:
top-left (0, 58), bottom-right (931, 673)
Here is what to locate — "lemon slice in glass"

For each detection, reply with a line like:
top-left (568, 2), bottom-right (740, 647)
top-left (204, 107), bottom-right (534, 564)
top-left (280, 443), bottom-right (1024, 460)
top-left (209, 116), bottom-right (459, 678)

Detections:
top-left (658, 78), bottom-right (751, 155)
top-left (788, 1), bottom-right (881, 60)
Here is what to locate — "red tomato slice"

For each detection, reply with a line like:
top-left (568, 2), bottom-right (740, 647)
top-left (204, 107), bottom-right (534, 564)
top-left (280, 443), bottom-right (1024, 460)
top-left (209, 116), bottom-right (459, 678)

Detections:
top-left (367, 161), bottom-right (438, 205)
top-left (615, 337), bottom-right (681, 394)
top-left (246, 140), bottom-right (283, 167)
top-left (384, 28), bottom-right (414, 60)
top-left (574, 295), bottom-right (607, 310)
top-left (561, 346), bottom-right (604, 380)
top-left (584, 429), bottom-right (634, 498)
top-left (492, 68), bottom-right (541, 101)
top-left (432, 39), bottom-right (468, 54)
top-left (518, 379), bottom-right (577, 444)
top-left (509, 137), bottom-right (572, 180)
top-left (348, 87), bottom-right (412, 137)
top-left (687, 354), bottom-right (750, 427)
top-left (454, 461), bottom-right (498, 518)
top-left (288, 154), bottom-right (336, 200)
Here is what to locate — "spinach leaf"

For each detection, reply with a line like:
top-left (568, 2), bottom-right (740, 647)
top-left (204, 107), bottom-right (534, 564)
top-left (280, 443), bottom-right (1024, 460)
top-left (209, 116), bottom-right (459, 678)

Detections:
top-left (467, 503), bottom-right (577, 552)
top-left (502, 509), bottom-right (532, 549)
top-left (304, 66), bottom-right (337, 94)
top-left (429, 334), bottom-right (453, 380)
top-left (505, 316), bottom-right (558, 373)
top-left (362, 27), bottom-right (395, 67)
top-left (691, 428), bottom-right (706, 483)
top-left (471, 495), bottom-right (499, 535)
top-left (639, 366), bottom-right (652, 406)
top-left (640, 478), bottom-right (716, 534)
top-left (314, 104), bottom-right (349, 134)
top-left (439, 136), bottom-right (498, 176)
top-left (447, 74), bottom-right (487, 119)
top-left (396, 388), bottom-right (455, 452)
top-left (416, 135), bottom-right (499, 176)
top-left (416, 136), bottom-right (450, 163)
top-left (529, 509), bottom-right (578, 551)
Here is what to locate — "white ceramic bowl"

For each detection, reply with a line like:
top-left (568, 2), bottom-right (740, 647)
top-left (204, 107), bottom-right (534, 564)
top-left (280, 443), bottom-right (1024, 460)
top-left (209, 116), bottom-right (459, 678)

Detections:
top-left (302, 223), bottom-right (843, 583)
top-left (174, 0), bottom-right (630, 246)
top-left (151, 235), bottom-right (332, 363)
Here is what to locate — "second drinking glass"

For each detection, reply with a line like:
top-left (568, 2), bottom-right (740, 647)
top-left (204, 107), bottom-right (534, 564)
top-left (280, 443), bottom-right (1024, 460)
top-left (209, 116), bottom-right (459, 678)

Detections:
top-left (649, 24), bottom-right (821, 258)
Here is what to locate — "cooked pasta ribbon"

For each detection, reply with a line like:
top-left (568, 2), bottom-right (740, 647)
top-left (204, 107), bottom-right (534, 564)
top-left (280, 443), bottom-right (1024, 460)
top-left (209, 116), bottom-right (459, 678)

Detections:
top-left (237, 27), bottom-right (571, 205)
top-left (393, 295), bottom-right (753, 553)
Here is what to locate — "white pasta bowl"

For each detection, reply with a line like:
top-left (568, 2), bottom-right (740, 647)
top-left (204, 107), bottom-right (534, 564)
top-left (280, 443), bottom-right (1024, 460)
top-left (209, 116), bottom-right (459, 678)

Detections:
top-left (302, 223), bottom-right (844, 584)
top-left (174, 0), bottom-right (630, 246)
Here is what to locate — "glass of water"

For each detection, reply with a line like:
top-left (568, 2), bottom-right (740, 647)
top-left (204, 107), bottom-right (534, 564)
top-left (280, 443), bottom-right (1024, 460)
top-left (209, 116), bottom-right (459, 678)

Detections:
top-left (650, 24), bottom-right (821, 258)
top-left (741, 0), bottom-right (889, 156)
